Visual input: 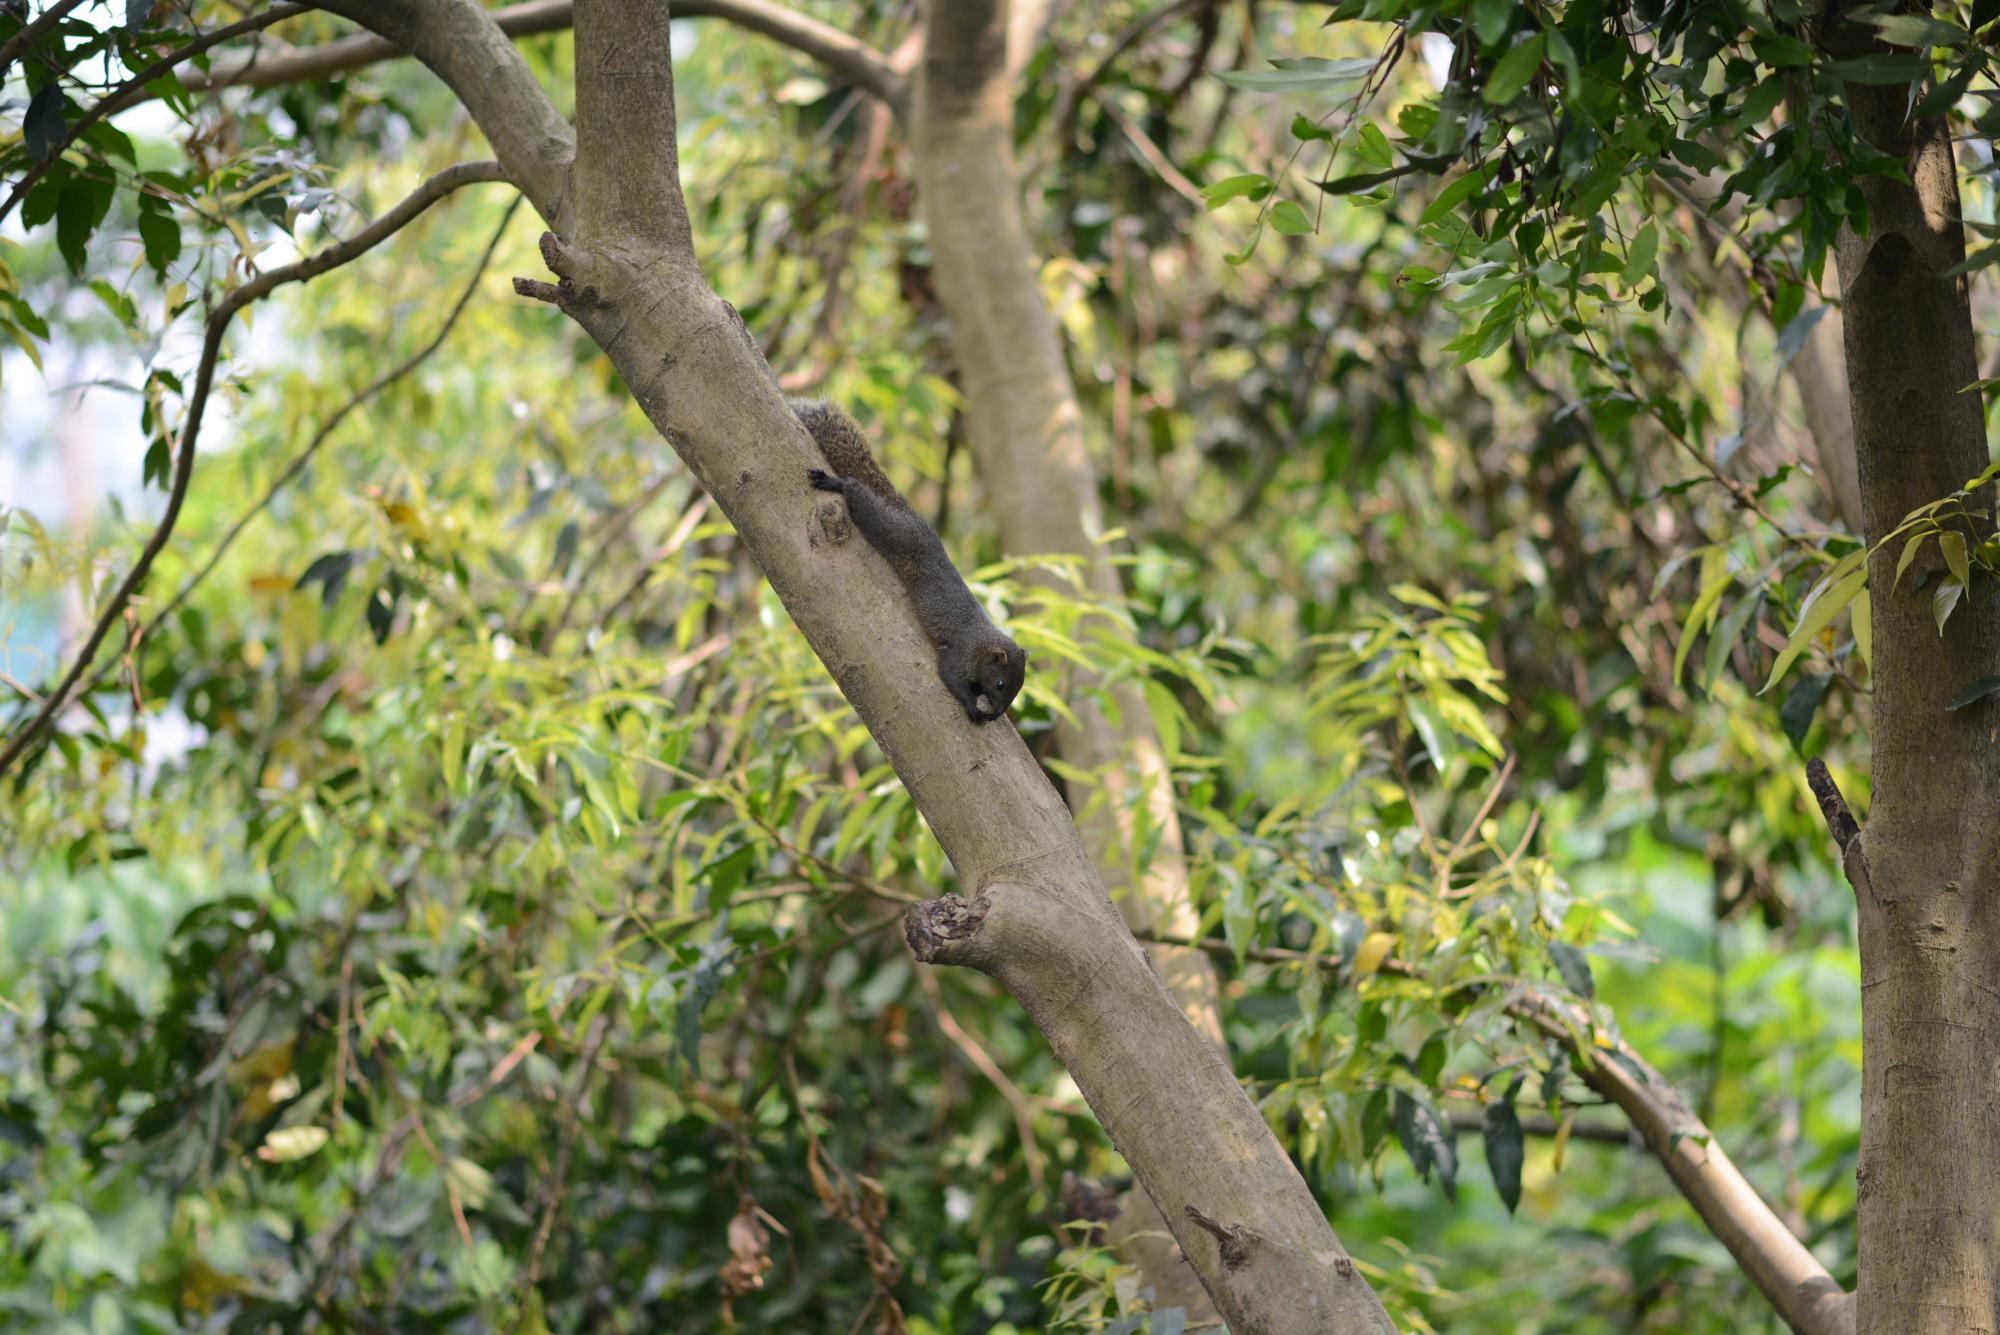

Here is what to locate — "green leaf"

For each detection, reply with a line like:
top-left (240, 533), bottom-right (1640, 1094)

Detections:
top-left (1701, 590), bottom-right (1763, 693)
top-left (1863, 13), bottom-right (1965, 45)
top-left (441, 717), bottom-right (466, 793)
top-left (1941, 531), bottom-right (1971, 590)
top-left (1620, 220), bottom-right (1659, 287)
top-left (1471, 0), bottom-right (1513, 47)
top-left (1394, 1091), bottom-right (1458, 1201)
top-left (1761, 566), bottom-right (1867, 694)
top-left (142, 436), bottom-right (170, 491)
top-left (1482, 1098), bottom-right (1525, 1214)
top-left (1934, 578), bottom-right (1964, 634)
top-left (1830, 53), bottom-right (1931, 84)
top-left (1221, 865), bottom-right (1256, 967)
top-left (1406, 693), bottom-right (1458, 773)
top-left (1945, 676), bottom-right (2000, 711)
top-left (1420, 164), bottom-right (1496, 225)
top-left (1200, 173), bottom-right (1274, 209)
top-left (1894, 532), bottom-right (1929, 588)
top-left (673, 941), bottom-right (735, 1077)
top-left (1750, 33), bottom-right (1814, 66)
top-left (1672, 551), bottom-right (1732, 686)
top-left (1779, 673), bottom-right (1832, 750)
top-left (1416, 1033), bottom-right (1449, 1084)
top-left (366, 584), bottom-right (396, 644)
top-left (54, 177), bottom-right (114, 277)
top-left (1356, 121), bottom-right (1393, 168)
top-left (1270, 199), bottom-right (1313, 235)
top-left (138, 205), bottom-right (181, 277)
top-left (23, 84), bottom-right (66, 163)
top-left (1483, 34), bottom-right (1546, 106)
top-left (296, 551), bottom-right (356, 607)
top-left (1290, 113), bottom-right (1333, 143)
top-left (1548, 941), bottom-right (1595, 999)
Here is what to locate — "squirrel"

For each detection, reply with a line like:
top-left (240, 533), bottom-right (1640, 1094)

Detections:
top-left (796, 400), bottom-right (1027, 724)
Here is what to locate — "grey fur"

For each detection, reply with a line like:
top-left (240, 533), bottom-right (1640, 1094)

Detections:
top-left (796, 400), bottom-right (1027, 723)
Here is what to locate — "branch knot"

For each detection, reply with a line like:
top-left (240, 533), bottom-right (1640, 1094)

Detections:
top-left (1184, 1205), bottom-right (1249, 1272)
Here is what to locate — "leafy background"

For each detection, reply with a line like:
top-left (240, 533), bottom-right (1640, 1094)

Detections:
top-left (6, 0), bottom-right (1996, 1330)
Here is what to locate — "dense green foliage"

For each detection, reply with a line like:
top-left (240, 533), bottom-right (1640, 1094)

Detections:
top-left (4, 1), bottom-right (1995, 1331)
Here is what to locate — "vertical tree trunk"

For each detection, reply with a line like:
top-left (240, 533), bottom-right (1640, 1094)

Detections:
top-left (908, 7), bottom-right (1229, 1319)
top-left (909, 0), bottom-right (1222, 1049)
top-left (1832, 41), bottom-right (2000, 1335)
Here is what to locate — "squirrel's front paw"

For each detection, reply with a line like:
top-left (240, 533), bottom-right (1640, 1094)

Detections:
top-left (806, 468), bottom-right (844, 493)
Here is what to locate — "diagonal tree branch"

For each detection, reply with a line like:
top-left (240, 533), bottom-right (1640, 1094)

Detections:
top-left (180, 0), bottom-right (909, 111)
top-left (314, 0), bottom-right (575, 223)
top-left (0, 161), bottom-right (510, 779)
top-left (1509, 986), bottom-right (1855, 1335)
top-left (1142, 927), bottom-right (1857, 1335)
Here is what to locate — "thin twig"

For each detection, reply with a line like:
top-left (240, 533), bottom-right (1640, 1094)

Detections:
top-left (916, 968), bottom-right (1047, 1193)
top-left (515, 1010), bottom-right (615, 1323)
top-left (1441, 752), bottom-right (1515, 873)
top-left (1805, 756), bottom-right (1873, 903)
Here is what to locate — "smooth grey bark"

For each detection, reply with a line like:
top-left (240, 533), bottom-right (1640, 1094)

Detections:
top-left (318, 0), bottom-right (1394, 1327)
top-left (1828, 24), bottom-right (2000, 1335)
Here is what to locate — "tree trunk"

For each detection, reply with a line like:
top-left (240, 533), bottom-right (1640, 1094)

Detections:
top-left (908, 11), bottom-right (1228, 1316)
top-left (322, 0), bottom-right (1398, 1326)
top-left (910, 0), bottom-right (1223, 1049)
top-left (1832, 37), bottom-right (2000, 1335)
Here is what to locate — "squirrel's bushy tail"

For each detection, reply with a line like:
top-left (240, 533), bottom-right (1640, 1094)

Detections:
top-left (793, 400), bottom-right (902, 504)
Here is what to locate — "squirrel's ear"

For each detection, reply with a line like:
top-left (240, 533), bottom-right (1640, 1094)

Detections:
top-left (985, 645), bottom-right (1009, 667)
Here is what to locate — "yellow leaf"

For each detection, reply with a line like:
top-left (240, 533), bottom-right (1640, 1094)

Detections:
top-left (228, 1038), bottom-right (294, 1084)
top-left (1353, 932), bottom-right (1396, 977)
top-left (256, 1125), bottom-right (328, 1163)
top-left (180, 1259), bottom-right (247, 1314)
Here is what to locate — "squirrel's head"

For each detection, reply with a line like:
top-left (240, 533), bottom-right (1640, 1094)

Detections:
top-left (968, 640), bottom-right (1028, 723)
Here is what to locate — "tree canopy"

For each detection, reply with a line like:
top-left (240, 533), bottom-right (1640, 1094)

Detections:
top-left (3, 1), bottom-right (1998, 1332)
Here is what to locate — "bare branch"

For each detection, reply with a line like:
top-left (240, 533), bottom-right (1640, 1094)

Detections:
top-left (1445, 1108), bottom-right (1635, 1146)
top-left (0, 161), bottom-right (509, 779)
top-left (1138, 928), bottom-right (1857, 1335)
top-left (1511, 988), bottom-right (1854, 1335)
top-left (1805, 756), bottom-right (1874, 903)
top-left (678, 0), bottom-right (907, 110)
top-left (314, 0), bottom-right (574, 222)
top-left (182, 0), bottom-right (909, 112)
top-left (184, 0), bottom-right (578, 92)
